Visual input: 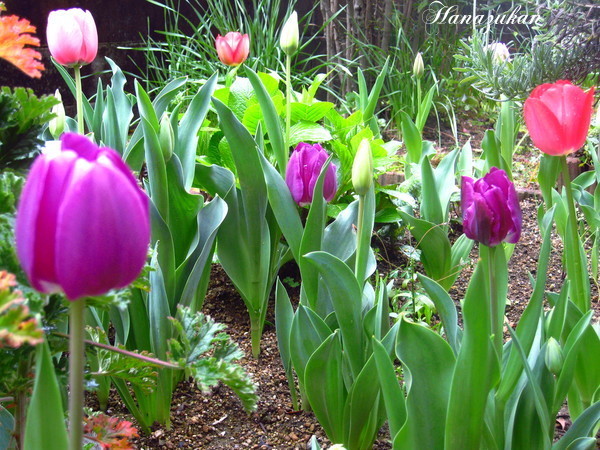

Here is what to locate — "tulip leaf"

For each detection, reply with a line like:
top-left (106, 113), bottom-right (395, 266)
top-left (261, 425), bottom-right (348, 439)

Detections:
top-left (305, 332), bottom-right (346, 444)
top-left (300, 157), bottom-right (332, 309)
top-left (175, 196), bottom-right (227, 311)
top-left (176, 73), bottom-right (217, 189)
top-left (553, 401), bottom-right (600, 450)
top-left (343, 355), bottom-right (384, 450)
top-left (245, 67), bottom-right (286, 172)
top-left (401, 112), bottom-right (422, 166)
top-left (303, 251), bottom-right (365, 379)
top-left (417, 274), bottom-right (460, 354)
top-left (396, 318), bottom-right (456, 449)
top-left (23, 339), bottom-right (68, 450)
top-left (399, 212), bottom-right (453, 289)
top-left (125, 77), bottom-right (187, 169)
top-left (322, 200), bottom-right (359, 262)
top-left (497, 206), bottom-right (555, 402)
top-left (445, 262), bottom-right (500, 449)
top-left (290, 304), bottom-right (332, 388)
top-left (420, 156), bottom-right (444, 224)
top-left (564, 219), bottom-right (591, 313)
top-left (372, 336), bottom-right (406, 440)
top-left (141, 116), bottom-right (169, 222)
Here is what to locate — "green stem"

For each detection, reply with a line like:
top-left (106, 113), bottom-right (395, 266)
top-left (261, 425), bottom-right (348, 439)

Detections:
top-left (284, 53), bottom-right (292, 170)
top-left (69, 299), bottom-right (86, 450)
top-left (73, 65), bottom-right (84, 134)
top-left (416, 77), bottom-right (422, 118)
top-left (250, 317), bottom-right (262, 359)
top-left (560, 156), bottom-right (589, 312)
top-left (485, 245), bottom-right (503, 358)
top-left (354, 194), bottom-right (367, 284)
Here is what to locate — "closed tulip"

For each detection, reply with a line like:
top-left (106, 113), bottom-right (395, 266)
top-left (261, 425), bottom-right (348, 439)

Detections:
top-left (524, 80), bottom-right (595, 156)
top-left (47, 8), bottom-right (97, 67)
top-left (215, 32), bottom-right (249, 66)
top-left (461, 167), bottom-right (521, 247)
top-left (285, 142), bottom-right (337, 205)
top-left (16, 133), bottom-right (150, 300)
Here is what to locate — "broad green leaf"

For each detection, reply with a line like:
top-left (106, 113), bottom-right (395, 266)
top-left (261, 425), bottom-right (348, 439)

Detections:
top-left (420, 156), bottom-right (443, 224)
top-left (290, 102), bottom-right (335, 123)
top-left (417, 274), bottom-right (460, 354)
top-left (445, 263), bottom-right (500, 449)
top-left (304, 252), bottom-right (365, 379)
top-left (396, 319), bottom-right (456, 449)
top-left (305, 333), bottom-right (346, 444)
top-left (553, 401), bottom-right (600, 450)
top-left (246, 67), bottom-right (286, 172)
top-left (401, 112), bottom-right (422, 165)
top-left (289, 122), bottom-right (333, 148)
top-left (23, 340), bottom-right (68, 450)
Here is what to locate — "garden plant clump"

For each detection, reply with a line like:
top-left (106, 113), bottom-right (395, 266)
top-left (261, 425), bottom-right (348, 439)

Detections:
top-left (0, 1), bottom-right (599, 449)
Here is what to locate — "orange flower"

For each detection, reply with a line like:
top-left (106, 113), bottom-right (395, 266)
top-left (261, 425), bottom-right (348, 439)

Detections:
top-left (0, 12), bottom-right (44, 78)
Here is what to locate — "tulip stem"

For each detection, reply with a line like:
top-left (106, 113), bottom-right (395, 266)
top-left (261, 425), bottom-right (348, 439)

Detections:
top-left (68, 298), bottom-right (86, 450)
top-left (284, 53), bottom-right (292, 171)
top-left (74, 65), bottom-right (84, 134)
top-left (485, 245), bottom-right (503, 358)
top-left (560, 156), bottom-right (589, 312)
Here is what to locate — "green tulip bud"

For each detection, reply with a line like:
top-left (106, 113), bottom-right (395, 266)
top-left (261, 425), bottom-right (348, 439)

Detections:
top-left (49, 89), bottom-right (66, 139)
top-left (280, 11), bottom-right (299, 56)
top-left (413, 52), bottom-right (424, 79)
top-left (545, 337), bottom-right (564, 376)
top-left (159, 113), bottom-right (174, 161)
top-left (352, 139), bottom-right (373, 196)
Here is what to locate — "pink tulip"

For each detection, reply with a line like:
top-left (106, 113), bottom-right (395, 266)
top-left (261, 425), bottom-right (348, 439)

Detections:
top-left (524, 80), bottom-right (595, 156)
top-left (215, 32), bottom-right (250, 66)
top-left (16, 133), bottom-right (150, 300)
top-left (47, 8), bottom-right (97, 67)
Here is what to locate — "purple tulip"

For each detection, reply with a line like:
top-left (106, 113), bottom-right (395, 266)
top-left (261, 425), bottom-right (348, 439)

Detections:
top-left (461, 167), bottom-right (521, 247)
top-left (15, 133), bottom-right (150, 300)
top-left (285, 143), bottom-right (337, 205)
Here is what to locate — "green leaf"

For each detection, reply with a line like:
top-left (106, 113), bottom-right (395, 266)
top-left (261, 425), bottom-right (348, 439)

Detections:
top-left (396, 318), bottom-right (456, 449)
top-left (176, 73), bottom-right (217, 189)
top-left (245, 67), bottom-right (286, 172)
top-left (305, 332), bottom-right (346, 444)
top-left (553, 401), bottom-right (600, 450)
top-left (417, 274), bottom-right (460, 354)
top-left (304, 252), bottom-right (365, 379)
top-left (0, 406), bottom-right (14, 450)
top-left (420, 156), bottom-right (444, 224)
top-left (288, 121), bottom-right (333, 148)
top-left (290, 102), bottom-right (335, 123)
top-left (401, 112), bottom-right (422, 166)
top-left (23, 340), bottom-right (68, 450)
top-left (445, 262), bottom-right (500, 449)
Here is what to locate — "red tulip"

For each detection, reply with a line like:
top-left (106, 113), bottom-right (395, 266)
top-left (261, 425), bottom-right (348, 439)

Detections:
top-left (524, 80), bottom-right (595, 156)
top-left (47, 8), bottom-right (97, 67)
top-left (16, 133), bottom-right (150, 300)
top-left (215, 32), bottom-right (249, 66)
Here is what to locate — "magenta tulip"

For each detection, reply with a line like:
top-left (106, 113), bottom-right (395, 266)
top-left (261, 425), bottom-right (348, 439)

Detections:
top-left (461, 167), bottom-right (521, 247)
top-left (47, 8), bottom-right (97, 67)
top-left (523, 80), bottom-right (595, 156)
top-left (16, 133), bottom-right (150, 300)
top-left (215, 32), bottom-right (250, 66)
top-left (285, 142), bottom-right (337, 205)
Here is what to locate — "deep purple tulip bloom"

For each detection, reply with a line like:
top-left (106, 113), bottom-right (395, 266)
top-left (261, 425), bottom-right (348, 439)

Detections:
top-left (15, 133), bottom-right (150, 300)
top-left (285, 143), bottom-right (337, 205)
top-left (461, 167), bottom-right (521, 247)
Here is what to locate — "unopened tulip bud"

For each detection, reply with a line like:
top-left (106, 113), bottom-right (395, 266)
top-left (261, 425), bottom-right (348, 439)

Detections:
top-left (49, 89), bottom-right (66, 139)
top-left (352, 139), bottom-right (373, 196)
top-left (159, 113), bottom-right (174, 161)
top-left (545, 337), bottom-right (564, 376)
top-left (280, 11), bottom-right (299, 56)
top-left (413, 52), bottom-right (424, 79)
top-left (486, 43), bottom-right (510, 64)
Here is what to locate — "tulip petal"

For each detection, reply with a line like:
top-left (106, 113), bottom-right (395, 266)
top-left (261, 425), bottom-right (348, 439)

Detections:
top-left (55, 159), bottom-right (149, 300)
top-left (16, 151), bottom-right (79, 293)
top-left (61, 132), bottom-right (100, 160)
top-left (524, 97), bottom-right (565, 155)
top-left (47, 11), bottom-right (84, 66)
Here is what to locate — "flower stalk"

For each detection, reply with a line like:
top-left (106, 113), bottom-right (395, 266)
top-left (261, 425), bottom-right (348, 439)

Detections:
top-left (68, 298), bottom-right (85, 450)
